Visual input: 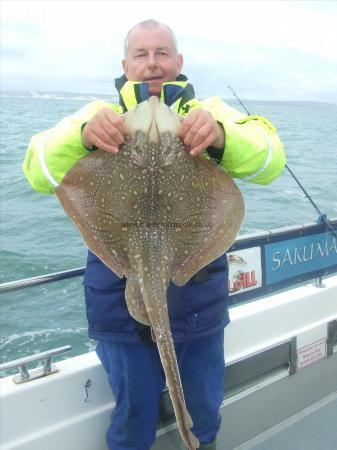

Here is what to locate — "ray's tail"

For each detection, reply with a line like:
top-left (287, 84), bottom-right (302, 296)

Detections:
top-left (142, 286), bottom-right (200, 450)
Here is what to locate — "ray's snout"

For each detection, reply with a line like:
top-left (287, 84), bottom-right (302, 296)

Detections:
top-left (123, 96), bottom-right (182, 143)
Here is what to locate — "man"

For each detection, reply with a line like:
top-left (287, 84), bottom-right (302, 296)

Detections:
top-left (23, 19), bottom-right (286, 450)
top-left (81, 22), bottom-right (224, 158)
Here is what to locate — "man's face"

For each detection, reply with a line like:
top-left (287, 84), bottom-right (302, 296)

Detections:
top-left (122, 26), bottom-right (183, 95)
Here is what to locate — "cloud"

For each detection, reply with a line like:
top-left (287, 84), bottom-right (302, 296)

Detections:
top-left (0, 47), bottom-right (27, 59)
top-left (1, 1), bottom-right (337, 101)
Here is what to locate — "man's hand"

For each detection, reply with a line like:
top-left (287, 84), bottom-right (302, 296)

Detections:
top-left (179, 109), bottom-right (225, 156)
top-left (82, 108), bottom-right (126, 154)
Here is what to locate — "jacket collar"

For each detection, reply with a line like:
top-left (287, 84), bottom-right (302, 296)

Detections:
top-left (114, 74), bottom-right (195, 112)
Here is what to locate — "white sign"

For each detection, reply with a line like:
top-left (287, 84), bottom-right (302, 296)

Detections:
top-left (297, 338), bottom-right (327, 370)
top-left (227, 247), bottom-right (262, 296)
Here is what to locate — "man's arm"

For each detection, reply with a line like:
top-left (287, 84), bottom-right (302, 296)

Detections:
top-left (23, 95), bottom-right (286, 194)
top-left (23, 100), bottom-right (123, 194)
top-left (181, 97), bottom-right (286, 185)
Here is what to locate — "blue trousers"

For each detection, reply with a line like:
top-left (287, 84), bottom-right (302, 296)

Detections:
top-left (96, 329), bottom-right (225, 450)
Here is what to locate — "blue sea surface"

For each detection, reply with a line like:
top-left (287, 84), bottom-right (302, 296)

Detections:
top-left (1, 91), bottom-right (336, 370)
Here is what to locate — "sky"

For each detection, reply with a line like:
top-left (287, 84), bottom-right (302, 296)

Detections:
top-left (1, 0), bottom-right (337, 102)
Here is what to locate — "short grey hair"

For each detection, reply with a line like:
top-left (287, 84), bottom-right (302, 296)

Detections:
top-left (124, 19), bottom-right (178, 57)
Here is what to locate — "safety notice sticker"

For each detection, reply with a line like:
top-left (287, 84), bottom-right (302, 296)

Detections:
top-left (297, 338), bottom-right (327, 370)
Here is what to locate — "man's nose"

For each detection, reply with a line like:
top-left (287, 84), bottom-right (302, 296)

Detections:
top-left (147, 52), bottom-right (157, 68)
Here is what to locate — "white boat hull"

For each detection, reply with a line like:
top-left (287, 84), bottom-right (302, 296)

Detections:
top-left (1, 274), bottom-right (337, 450)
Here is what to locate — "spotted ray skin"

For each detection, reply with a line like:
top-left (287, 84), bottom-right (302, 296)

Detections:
top-left (55, 97), bottom-right (245, 450)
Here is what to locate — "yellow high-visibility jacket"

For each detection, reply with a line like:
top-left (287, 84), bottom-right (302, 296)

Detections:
top-left (23, 76), bottom-right (286, 194)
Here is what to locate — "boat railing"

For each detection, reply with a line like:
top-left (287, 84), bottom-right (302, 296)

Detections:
top-left (0, 267), bottom-right (85, 294)
top-left (1, 218), bottom-right (336, 299)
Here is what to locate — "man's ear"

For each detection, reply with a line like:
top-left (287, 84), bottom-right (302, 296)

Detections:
top-left (177, 54), bottom-right (184, 75)
top-left (122, 59), bottom-right (128, 77)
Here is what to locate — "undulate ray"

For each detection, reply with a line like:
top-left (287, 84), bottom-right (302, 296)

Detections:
top-left (55, 96), bottom-right (245, 450)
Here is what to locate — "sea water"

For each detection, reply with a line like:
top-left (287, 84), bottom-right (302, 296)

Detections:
top-left (1, 91), bottom-right (336, 369)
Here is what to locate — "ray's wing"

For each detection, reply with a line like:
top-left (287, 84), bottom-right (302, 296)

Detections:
top-left (156, 146), bottom-right (245, 286)
top-left (55, 147), bottom-right (146, 278)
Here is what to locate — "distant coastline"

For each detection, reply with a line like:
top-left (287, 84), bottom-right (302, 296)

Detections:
top-left (1, 90), bottom-right (336, 106)
top-left (0, 90), bottom-right (118, 102)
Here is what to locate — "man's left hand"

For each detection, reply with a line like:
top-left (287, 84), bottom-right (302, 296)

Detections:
top-left (179, 109), bottom-right (225, 156)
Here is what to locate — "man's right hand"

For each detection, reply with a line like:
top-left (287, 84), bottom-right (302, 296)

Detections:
top-left (82, 108), bottom-right (126, 154)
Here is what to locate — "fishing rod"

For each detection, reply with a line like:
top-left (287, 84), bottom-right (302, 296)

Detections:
top-left (227, 85), bottom-right (337, 239)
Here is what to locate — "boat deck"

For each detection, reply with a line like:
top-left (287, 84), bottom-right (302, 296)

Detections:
top-left (153, 349), bottom-right (337, 450)
top-left (234, 390), bottom-right (337, 450)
